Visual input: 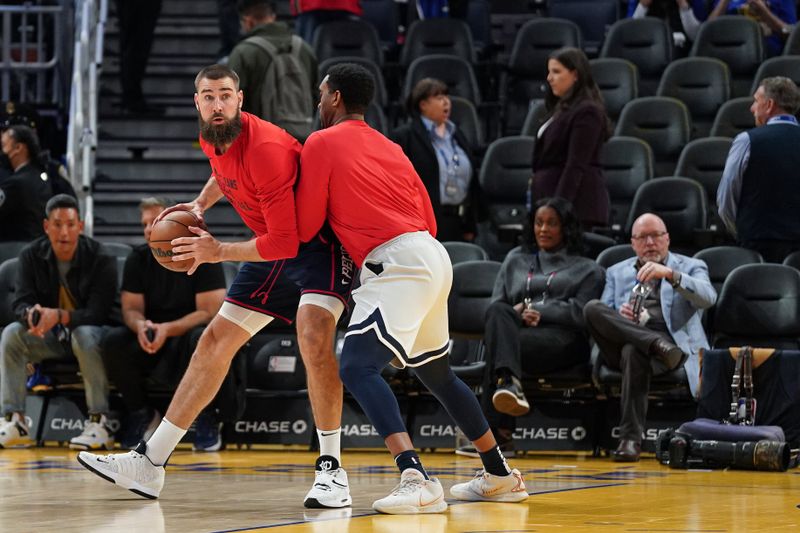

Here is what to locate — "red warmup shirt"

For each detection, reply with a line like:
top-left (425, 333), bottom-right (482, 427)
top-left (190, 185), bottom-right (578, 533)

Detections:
top-left (290, 0), bottom-right (363, 15)
top-left (200, 112), bottom-right (302, 260)
top-left (296, 120), bottom-right (437, 266)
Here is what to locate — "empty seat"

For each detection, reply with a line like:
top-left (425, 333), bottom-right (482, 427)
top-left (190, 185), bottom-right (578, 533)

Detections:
top-left (656, 57), bottom-right (730, 138)
top-left (626, 177), bottom-right (707, 252)
top-left (500, 18), bottom-right (582, 135)
top-left (0, 258), bottom-right (19, 328)
top-left (318, 56), bottom-right (388, 108)
top-left (595, 244), bottom-right (635, 269)
top-left (709, 97), bottom-right (754, 138)
top-left (693, 246), bottom-right (763, 295)
top-left (615, 96), bottom-right (691, 176)
top-left (442, 241), bottom-right (489, 264)
top-left (365, 101), bottom-right (388, 135)
top-left (600, 136), bottom-right (653, 231)
top-left (0, 240), bottom-right (29, 265)
top-left (449, 96), bottom-right (483, 150)
top-left (713, 264), bottom-right (800, 349)
top-left (675, 136), bottom-right (733, 229)
top-left (549, 0), bottom-right (620, 55)
top-left (312, 19), bottom-right (384, 66)
top-left (590, 57), bottom-right (638, 122)
top-left (400, 18), bottom-right (477, 68)
top-left (402, 55), bottom-right (481, 105)
top-left (478, 136), bottom-right (535, 237)
top-left (750, 56), bottom-right (800, 94)
top-left (785, 24), bottom-right (800, 55)
top-left (520, 100), bottom-right (547, 137)
top-left (100, 242), bottom-right (133, 260)
top-left (601, 18), bottom-right (673, 96)
top-left (784, 250), bottom-right (800, 270)
top-left (690, 16), bottom-right (763, 97)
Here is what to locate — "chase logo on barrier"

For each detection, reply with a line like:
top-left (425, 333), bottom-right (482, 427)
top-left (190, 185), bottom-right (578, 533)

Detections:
top-left (234, 419), bottom-right (308, 435)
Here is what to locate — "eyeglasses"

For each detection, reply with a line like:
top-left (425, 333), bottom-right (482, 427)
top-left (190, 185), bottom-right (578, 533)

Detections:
top-left (632, 231), bottom-right (668, 242)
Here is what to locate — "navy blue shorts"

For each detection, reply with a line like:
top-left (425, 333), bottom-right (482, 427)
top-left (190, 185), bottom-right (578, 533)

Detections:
top-left (225, 233), bottom-right (355, 324)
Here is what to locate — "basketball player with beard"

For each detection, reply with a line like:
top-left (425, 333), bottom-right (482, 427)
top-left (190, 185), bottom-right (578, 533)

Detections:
top-left (76, 64), bottom-right (354, 508)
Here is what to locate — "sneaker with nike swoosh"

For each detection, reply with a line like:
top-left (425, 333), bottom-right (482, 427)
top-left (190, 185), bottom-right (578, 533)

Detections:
top-left (449, 468), bottom-right (529, 502)
top-left (372, 469), bottom-right (448, 514)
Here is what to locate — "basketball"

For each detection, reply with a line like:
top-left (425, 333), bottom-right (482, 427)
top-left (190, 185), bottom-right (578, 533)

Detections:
top-left (148, 210), bottom-right (205, 272)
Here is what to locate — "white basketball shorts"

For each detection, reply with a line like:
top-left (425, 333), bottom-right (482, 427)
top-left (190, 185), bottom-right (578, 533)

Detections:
top-left (344, 231), bottom-right (453, 368)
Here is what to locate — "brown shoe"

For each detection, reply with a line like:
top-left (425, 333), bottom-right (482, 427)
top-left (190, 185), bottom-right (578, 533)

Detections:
top-left (612, 439), bottom-right (641, 462)
top-left (650, 338), bottom-right (684, 369)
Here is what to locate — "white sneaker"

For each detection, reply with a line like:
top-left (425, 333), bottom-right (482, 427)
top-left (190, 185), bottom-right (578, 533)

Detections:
top-left (77, 441), bottom-right (165, 499)
top-left (449, 468), bottom-right (529, 502)
top-left (0, 413), bottom-right (34, 448)
top-left (69, 413), bottom-right (115, 451)
top-left (373, 469), bottom-right (448, 515)
top-left (304, 456), bottom-right (352, 508)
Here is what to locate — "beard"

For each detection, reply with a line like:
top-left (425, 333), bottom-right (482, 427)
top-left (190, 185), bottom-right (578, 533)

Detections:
top-left (199, 110), bottom-right (242, 146)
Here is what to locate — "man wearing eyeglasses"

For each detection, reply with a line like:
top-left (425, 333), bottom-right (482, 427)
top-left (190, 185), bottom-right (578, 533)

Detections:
top-left (583, 213), bottom-right (717, 462)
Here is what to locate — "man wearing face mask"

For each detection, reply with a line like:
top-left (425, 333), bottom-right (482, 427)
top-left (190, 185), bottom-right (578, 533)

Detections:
top-left (0, 125), bottom-right (52, 242)
top-left (583, 213), bottom-right (716, 462)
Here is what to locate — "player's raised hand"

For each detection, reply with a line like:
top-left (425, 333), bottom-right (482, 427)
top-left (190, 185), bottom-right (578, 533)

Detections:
top-left (170, 225), bottom-right (223, 275)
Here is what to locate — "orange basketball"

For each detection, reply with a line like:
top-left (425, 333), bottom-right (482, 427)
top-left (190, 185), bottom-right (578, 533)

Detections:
top-left (149, 210), bottom-right (206, 272)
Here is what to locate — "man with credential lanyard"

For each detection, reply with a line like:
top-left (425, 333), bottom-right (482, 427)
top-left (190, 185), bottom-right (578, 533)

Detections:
top-left (717, 76), bottom-right (800, 263)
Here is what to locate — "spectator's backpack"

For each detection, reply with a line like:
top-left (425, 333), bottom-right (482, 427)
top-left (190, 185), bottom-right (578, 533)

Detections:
top-left (243, 34), bottom-right (314, 141)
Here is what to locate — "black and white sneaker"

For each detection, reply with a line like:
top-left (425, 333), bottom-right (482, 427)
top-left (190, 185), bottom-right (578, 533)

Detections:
top-left (303, 455), bottom-right (352, 508)
top-left (492, 375), bottom-right (530, 416)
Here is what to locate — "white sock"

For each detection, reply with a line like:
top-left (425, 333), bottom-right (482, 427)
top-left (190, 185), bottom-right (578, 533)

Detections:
top-left (145, 418), bottom-right (187, 466)
top-left (317, 427), bottom-right (341, 463)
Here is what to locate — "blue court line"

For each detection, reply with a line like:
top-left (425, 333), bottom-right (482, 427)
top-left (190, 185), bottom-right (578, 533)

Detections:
top-left (208, 482), bottom-right (627, 533)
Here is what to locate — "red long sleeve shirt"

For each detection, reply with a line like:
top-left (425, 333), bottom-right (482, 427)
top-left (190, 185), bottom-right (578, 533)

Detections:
top-left (200, 112), bottom-right (302, 260)
top-left (296, 120), bottom-right (437, 266)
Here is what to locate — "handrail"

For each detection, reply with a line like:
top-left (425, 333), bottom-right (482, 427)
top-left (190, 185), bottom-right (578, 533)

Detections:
top-left (66, 0), bottom-right (106, 236)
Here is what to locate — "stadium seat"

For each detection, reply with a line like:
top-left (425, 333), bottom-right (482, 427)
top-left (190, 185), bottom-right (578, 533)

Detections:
top-left (600, 136), bottom-right (653, 231)
top-left (656, 57), bottom-right (730, 138)
top-left (478, 136), bottom-right (535, 240)
top-left (626, 177), bottom-right (707, 253)
top-left (442, 241), bottom-right (489, 265)
top-left (0, 258), bottom-right (19, 328)
top-left (693, 246), bottom-right (763, 332)
top-left (402, 55), bottom-right (481, 105)
top-left (615, 96), bottom-right (691, 177)
top-left (548, 0), bottom-right (619, 56)
top-left (595, 244), bottom-right (635, 269)
top-left (520, 100), bottom-right (547, 137)
top-left (675, 136), bottom-right (733, 232)
top-left (500, 18), bottom-right (582, 135)
top-left (365, 101), bottom-right (388, 135)
top-left (600, 18), bottom-right (673, 96)
top-left (750, 56), bottom-right (800, 94)
top-left (785, 24), bottom-right (800, 55)
top-left (400, 18), bottom-right (477, 68)
top-left (709, 97), bottom-right (754, 138)
top-left (100, 241), bottom-right (133, 260)
top-left (690, 16), bottom-right (763, 98)
top-left (590, 58), bottom-right (638, 122)
top-left (713, 264), bottom-right (800, 349)
top-left (784, 250), bottom-right (800, 271)
top-left (0, 240), bottom-right (28, 265)
top-left (447, 260), bottom-right (501, 383)
top-left (318, 57), bottom-right (388, 108)
top-left (449, 96), bottom-right (484, 151)
top-left (312, 19), bottom-right (384, 66)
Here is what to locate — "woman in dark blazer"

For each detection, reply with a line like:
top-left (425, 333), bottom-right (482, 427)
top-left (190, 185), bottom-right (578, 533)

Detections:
top-left (531, 47), bottom-right (611, 230)
top-left (391, 78), bottom-right (476, 242)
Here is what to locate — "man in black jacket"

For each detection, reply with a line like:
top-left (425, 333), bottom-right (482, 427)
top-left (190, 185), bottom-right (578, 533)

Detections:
top-left (0, 195), bottom-right (117, 450)
top-left (0, 125), bottom-right (52, 242)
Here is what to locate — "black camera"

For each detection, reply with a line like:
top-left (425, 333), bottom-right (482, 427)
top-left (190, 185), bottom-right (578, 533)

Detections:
top-left (667, 434), bottom-right (791, 471)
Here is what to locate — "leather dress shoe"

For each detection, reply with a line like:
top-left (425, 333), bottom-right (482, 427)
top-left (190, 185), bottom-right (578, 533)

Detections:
top-left (612, 439), bottom-right (641, 462)
top-left (650, 338), bottom-right (684, 369)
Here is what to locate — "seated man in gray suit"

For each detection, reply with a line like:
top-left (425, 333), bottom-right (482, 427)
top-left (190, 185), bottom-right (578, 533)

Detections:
top-left (584, 213), bottom-right (717, 462)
